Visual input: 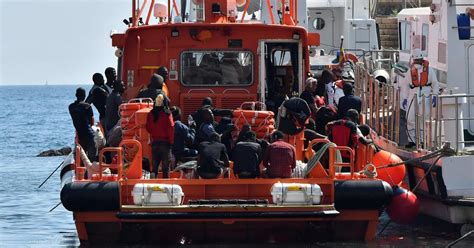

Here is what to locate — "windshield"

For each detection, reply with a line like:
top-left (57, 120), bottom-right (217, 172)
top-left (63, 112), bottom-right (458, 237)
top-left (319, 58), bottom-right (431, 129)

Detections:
top-left (181, 51), bottom-right (253, 86)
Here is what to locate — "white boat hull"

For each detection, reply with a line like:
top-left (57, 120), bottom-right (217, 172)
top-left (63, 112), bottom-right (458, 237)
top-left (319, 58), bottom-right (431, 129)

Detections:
top-left (374, 136), bottom-right (474, 225)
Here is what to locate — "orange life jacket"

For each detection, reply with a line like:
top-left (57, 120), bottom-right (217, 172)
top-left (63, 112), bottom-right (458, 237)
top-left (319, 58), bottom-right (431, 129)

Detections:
top-left (410, 60), bottom-right (430, 87)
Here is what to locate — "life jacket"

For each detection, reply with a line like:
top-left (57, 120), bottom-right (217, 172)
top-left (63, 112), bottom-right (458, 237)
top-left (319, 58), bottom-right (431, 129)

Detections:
top-left (314, 95), bottom-right (325, 107)
top-left (334, 80), bottom-right (344, 89)
top-left (410, 60), bottom-right (430, 88)
top-left (326, 119), bottom-right (358, 158)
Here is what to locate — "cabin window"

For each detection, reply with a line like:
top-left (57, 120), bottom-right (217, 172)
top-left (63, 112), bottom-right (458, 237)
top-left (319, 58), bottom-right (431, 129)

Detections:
top-left (180, 51), bottom-right (253, 86)
top-left (313, 18), bottom-right (325, 30)
top-left (399, 21), bottom-right (411, 51)
top-left (272, 50), bottom-right (292, 66)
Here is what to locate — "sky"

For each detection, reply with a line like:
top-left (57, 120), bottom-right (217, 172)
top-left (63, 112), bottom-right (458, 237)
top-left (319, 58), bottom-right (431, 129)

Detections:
top-left (0, 0), bottom-right (132, 85)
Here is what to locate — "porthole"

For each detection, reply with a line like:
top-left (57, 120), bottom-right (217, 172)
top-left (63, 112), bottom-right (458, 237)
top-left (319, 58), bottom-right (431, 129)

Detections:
top-left (313, 17), bottom-right (325, 30)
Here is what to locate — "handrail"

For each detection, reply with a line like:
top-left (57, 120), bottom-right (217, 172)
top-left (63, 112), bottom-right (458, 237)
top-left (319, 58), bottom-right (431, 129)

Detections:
top-left (329, 146), bottom-right (355, 179)
top-left (98, 147), bottom-right (123, 181)
top-left (128, 97), bottom-right (154, 104)
top-left (145, 0), bottom-right (155, 25)
top-left (74, 146), bottom-right (85, 180)
top-left (355, 62), bottom-right (401, 144)
top-left (133, 0), bottom-right (149, 27)
top-left (355, 61), bottom-right (474, 154)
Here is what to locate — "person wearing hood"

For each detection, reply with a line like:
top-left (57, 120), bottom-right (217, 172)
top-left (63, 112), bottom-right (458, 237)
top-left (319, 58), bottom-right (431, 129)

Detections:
top-left (157, 66), bottom-right (169, 83)
top-left (104, 80), bottom-right (125, 134)
top-left (137, 74), bottom-right (170, 106)
top-left (300, 77), bottom-right (319, 116)
top-left (146, 94), bottom-right (175, 178)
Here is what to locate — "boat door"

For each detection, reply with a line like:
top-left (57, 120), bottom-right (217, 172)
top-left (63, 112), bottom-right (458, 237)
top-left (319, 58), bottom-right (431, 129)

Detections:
top-left (308, 9), bottom-right (335, 52)
top-left (467, 43), bottom-right (474, 135)
top-left (352, 21), bottom-right (372, 51)
top-left (259, 41), bottom-right (302, 113)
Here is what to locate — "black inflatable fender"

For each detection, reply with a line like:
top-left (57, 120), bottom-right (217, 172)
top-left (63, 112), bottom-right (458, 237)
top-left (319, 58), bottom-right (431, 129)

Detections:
top-left (334, 180), bottom-right (393, 209)
top-left (61, 181), bottom-right (120, 212)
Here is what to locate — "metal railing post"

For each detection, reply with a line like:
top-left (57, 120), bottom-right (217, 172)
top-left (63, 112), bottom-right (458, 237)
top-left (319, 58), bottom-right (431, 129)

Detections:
top-left (414, 93), bottom-right (419, 149)
top-left (455, 96), bottom-right (459, 153)
top-left (422, 94), bottom-right (426, 149)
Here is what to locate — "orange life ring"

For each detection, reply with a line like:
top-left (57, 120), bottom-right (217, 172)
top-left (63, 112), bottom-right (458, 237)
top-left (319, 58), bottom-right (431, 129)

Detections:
top-left (233, 118), bottom-right (275, 126)
top-left (119, 103), bottom-right (152, 111)
top-left (344, 52), bottom-right (359, 63)
top-left (232, 110), bottom-right (274, 118)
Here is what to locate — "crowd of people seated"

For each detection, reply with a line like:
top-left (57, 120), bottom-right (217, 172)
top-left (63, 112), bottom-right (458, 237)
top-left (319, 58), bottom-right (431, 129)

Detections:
top-left (69, 64), bottom-right (371, 180)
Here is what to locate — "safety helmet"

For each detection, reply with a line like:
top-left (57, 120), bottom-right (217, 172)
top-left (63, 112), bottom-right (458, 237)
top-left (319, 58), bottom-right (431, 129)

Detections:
top-left (412, 48), bottom-right (423, 60)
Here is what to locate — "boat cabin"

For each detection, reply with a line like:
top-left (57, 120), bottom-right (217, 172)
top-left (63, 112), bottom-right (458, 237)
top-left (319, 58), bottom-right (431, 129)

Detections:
top-left (112, 0), bottom-right (319, 116)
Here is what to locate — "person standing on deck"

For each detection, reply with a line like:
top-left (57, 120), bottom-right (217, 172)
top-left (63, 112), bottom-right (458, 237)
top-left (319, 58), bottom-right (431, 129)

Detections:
top-left (104, 67), bottom-right (117, 93)
top-left (157, 66), bottom-right (169, 84)
top-left (104, 80), bottom-right (124, 135)
top-left (300, 77), bottom-right (319, 117)
top-left (86, 73), bottom-right (109, 126)
top-left (69, 88), bottom-right (97, 161)
top-left (146, 94), bottom-right (174, 178)
top-left (320, 69), bottom-right (336, 108)
top-left (337, 82), bottom-right (362, 119)
top-left (137, 74), bottom-right (170, 107)
top-left (405, 48), bottom-right (439, 148)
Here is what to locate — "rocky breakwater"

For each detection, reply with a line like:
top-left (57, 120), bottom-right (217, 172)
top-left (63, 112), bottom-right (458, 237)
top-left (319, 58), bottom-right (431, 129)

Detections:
top-left (37, 147), bottom-right (72, 157)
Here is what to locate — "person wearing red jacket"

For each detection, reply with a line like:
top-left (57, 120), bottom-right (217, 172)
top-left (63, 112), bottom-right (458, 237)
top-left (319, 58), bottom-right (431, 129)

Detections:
top-left (146, 94), bottom-right (174, 178)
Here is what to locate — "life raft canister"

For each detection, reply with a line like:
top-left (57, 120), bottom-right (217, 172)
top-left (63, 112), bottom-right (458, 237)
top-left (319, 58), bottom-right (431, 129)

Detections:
top-left (410, 60), bottom-right (429, 88)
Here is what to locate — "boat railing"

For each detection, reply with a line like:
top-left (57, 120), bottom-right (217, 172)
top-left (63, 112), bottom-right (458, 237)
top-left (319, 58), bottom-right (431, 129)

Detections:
top-left (355, 62), bottom-right (401, 144)
top-left (325, 49), bottom-right (398, 71)
top-left (355, 61), bottom-right (474, 154)
top-left (127, 0), bottom-right (296, 26)
top-left (432, 94), bottom-right (474, 153)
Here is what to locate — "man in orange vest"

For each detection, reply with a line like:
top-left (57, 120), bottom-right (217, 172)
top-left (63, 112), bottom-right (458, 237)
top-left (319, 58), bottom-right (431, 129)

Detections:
top-left (405, 48), bottom-right (439, 148)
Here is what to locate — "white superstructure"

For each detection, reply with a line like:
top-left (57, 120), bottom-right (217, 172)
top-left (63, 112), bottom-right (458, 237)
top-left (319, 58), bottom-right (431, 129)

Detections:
top-left (306, 0), bottom-right (379, 53)
top-left (357, 0), bottom-right (474, 229)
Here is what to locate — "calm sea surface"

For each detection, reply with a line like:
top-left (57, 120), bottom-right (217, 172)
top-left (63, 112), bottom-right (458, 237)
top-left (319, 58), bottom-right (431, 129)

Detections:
top-left (0, 85), bottom-right (470, 247)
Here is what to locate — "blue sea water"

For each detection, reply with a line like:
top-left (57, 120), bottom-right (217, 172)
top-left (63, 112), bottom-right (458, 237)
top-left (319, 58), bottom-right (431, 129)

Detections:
top-left (0, 85), bottom-right (80, 247)
top-left (0, 85), bottom-right (470, 247)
